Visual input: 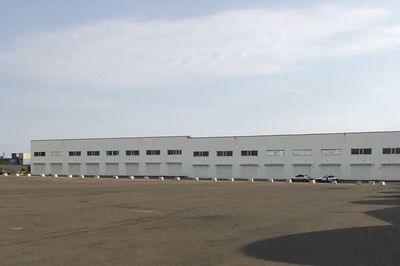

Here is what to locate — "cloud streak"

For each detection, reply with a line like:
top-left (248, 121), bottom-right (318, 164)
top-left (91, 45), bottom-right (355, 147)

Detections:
top-left (1, 5), bottom-right (400, 89)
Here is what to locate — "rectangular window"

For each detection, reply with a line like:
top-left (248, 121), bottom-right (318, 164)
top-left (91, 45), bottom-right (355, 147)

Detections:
top-left (69, 151), bottom-right (81, 156)
top-left (241, 150), bottom-right (258, 156)
top-left (216, 151), bottom-right (233, 157)
top-left (146, 150), bottom-right (160, 155)
top-left (126, 150), bottom-right (140, 156)
top-left (167, 149), bottom-right (182, 155)
top-left (293, 149), bottom-right (312, 156)
top-left (51, 151), bottom-right (63, 157)
top-left (34, 152), bottom-right (46, 157)
top-left (351, 148), bottom-right (372, 155)
top-left (321, 149), bottom-right (341, 156)
top-left (87, 151), bottom-right (100, 156)
top-left (106, 150), bottom-right (119, 156)
top-left (193, 151), bottom-right (209, 157)
top-left (266, 150), bottom-right (284, 156)
top-left (382, 148), bottom-right (400, 155)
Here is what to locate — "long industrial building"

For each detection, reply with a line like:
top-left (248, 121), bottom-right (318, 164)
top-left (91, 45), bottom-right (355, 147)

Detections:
top-left (31, 131), bottom-right (400, 180)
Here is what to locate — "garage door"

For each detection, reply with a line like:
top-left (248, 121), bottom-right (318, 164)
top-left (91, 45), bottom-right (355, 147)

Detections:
top-left (293, 165), bottom-right (312, 177)
top-left (105, 163), bottom-right (119, 176)
top-left (382, 164), bottom-right (400, 180)
top-left (241, 165), bottom-right (258, 178)
top-left (125, 163), bottom-right (139, 176)
top-left (86, 163), bottom-right (100, 176)
top-left (167, 163), bottom-right (182, 176)
top-left (145, 163), bottom-right (161, 176)
top-left (50, 163), bottom-right (63, 175)
top-left (351, 164), bottom-right (371, 180)
top-left (320, 164), bottom-right (341, 178)
top-left (68, 163), bottom-right (81, 176)
top-left (216, 165), bottom-right (233, 178)
top-left (33, 163), bottom-right (46, 175)
top-left (266, 165), bottom-right (284, 179)
top-left (193, 165), bottom-right (209, 178)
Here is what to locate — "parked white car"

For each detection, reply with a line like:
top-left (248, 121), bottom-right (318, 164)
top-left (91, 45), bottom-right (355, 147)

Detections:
top-left (292, 174), bottom-right (311, 182)
top-left (317, 175), bottom-right (338, 182)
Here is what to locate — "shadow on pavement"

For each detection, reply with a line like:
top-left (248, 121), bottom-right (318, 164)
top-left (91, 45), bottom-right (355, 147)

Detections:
top-left (242, 186), bottom-right (400, 265)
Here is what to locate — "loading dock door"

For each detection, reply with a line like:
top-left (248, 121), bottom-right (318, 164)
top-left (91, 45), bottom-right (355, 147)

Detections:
top-left (167, 163), bottom-right (182, 176)
top-left (293, 165), bottom-right (312, 177)
top-left (193, 165), bottom-right (209, 178)
top-left (50, 163), bottom-right (63, 175)
top-left (33, 163), bottom-right (46, 175)
top-left (145, 163), bottom-right (161, 176)
top-left (216, 165), bottom-right (233, 178)
top-left (125, 163), bottom-right (139, 176)
top-left (86, 163), bottom-right (100, 176)
top-left (105, 163), bottom-right (119, 176)
top-left (320, 164), bottom-right (341, 178)
top-left (241, 165), bottom-right (258, 178)
top-left (68, 163), bottom-right (81, 176)
top-left (382, 165), bottom-right (400, 180)
top-left (350, 164), bottom-right (372, 180)
top-left (266, 165), bottom-right (284, 179)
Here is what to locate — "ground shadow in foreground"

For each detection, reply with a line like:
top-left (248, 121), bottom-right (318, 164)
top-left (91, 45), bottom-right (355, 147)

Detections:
top-left (242, 225), bottom-right (400, 266)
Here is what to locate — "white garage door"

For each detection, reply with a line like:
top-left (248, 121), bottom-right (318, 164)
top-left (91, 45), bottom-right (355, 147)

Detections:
top-left (216, 165), bottom-right (233, 178)
top-left (125, 163), bottom-right (139, 176)
top-left (105, 163), bottom-right (119, 176)
top-left (86, 163), bottom-right (100, 176)
top-left (146, 163), bottom-right (161, 176)
top-left (193, 165), bottom-right (209, 178)
top-left (167, 163), bottom-right (182, 176)
top-left (33, 163), bottom-right (46, 175)
top-left (382, 164), bottom-right (400, 180)
top-left (266, 165), bottom-right (284, 179)
top-left (68, 163), bottom-right (81, 176)
top-left (241, 165), bottom-right (258, 178)
top-left (320, 164), bottom-right (341, 178)
top-left (50, 163), bottom-right (63, 175)
top-left (351, 164), bottom-right (372, 180)
top-left (293, 165), bottom-right (312, 177)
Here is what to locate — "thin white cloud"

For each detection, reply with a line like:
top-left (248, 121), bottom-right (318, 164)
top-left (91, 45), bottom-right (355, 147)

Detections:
top-left (1, 5), bottom-right (400, 88)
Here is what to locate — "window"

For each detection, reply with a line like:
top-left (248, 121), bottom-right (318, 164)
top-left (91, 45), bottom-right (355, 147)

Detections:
top-left (51, 151), bottom-right (63, 157)
top-left (193, 151), bottom-right (209, 157)
top-left (34, 152), bottom-right (46, 157)
top-left (126, 150), bottom-right (140, 156)
top-left (351, 148), bottom-right (372, 155)
top-left (87, 151), bottom-right (100, 156)
top-left (106, 150), bottom-right (119, 156)
top-left (146, 150), bottom-right (160, 155)
top-left (217, 151), bottom-right (233, 157)
top-left (167, 149), bottom-right (182, 155)
top-left (241, 150), bottom-right (258, 156)
top-left (293, 149), bottom-right (312, 156)
top-left (69, 151), bottom-right (81, 156)
top-left (266, 150), bottom-right (284, 156)
top-left (321, 149), bottom-right (341, 156)
top-left (383, 148), bottom-right (400, 155)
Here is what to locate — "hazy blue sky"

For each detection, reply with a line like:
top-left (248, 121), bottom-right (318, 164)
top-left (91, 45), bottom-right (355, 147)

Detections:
top-left (1, 0), bottom-right (400, 155)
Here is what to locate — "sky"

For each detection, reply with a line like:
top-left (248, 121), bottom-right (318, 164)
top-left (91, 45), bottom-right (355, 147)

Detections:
top-left (1, 0), bottom-right (400, 155)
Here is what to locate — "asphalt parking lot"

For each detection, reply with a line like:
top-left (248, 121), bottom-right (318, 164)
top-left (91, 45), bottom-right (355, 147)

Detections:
top-left (1, 176), bottom-right (400, 265)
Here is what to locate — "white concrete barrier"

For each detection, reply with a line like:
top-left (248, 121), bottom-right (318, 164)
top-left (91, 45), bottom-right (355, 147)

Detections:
top-left (130, 176), bottom-right (135, 180)
top-left (115, 176), bottom-right (119, 179)
top-left (380, 181), bottom-right (386, 186)
top-left (28, 174), bottom-right (31, 177)
top-left (368, 180), bottom-right (376, 185)
top-left (309, 180), bottom-right (316, 184)
top-left (96, 175), bottom-right (100, 179)
top-left (194, 177), bottom-right (199, 181)
top-left (286, 178), bottom-right (292, 183)
top-left (41, 174), bottom-right (45, 177)
top-left (268, 178), bottom-right (274, 183)
top-left (54, 174), bottom-right (58, 178)
top-left (69, 174), bottom-right (73, 178)
top-left (144, 176), bottom-right (150, 180)
top-left (248, 178), bottom-right (254, 182)
top-left (175, 176), bottom-right (180, 180)
top-left (16, 173), bottom-right (20, 177)
top-left (331, 180), bottom-right (338, 184)
top-left (81, 175), bottom-right (85, 179)
top-left (229, 178), bottom-right (235, 182)
top-left (211, 177), bottom-right (218, 182)
top-left (4, 173), bottom-right (8, 176)
top-left (159, 176), bottom-right (164, 180)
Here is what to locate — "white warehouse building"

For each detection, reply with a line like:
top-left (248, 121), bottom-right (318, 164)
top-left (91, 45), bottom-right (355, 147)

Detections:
top-left (31, 131), bottom-right (400, 180)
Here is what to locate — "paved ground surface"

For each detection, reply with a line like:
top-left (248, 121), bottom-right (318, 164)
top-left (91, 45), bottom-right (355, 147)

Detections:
top-left (1, 176), bottom-right (400, 266)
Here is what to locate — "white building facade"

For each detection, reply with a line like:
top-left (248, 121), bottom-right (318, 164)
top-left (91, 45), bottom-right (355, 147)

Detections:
top-left (31, 131), bottom-right (400, 180)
